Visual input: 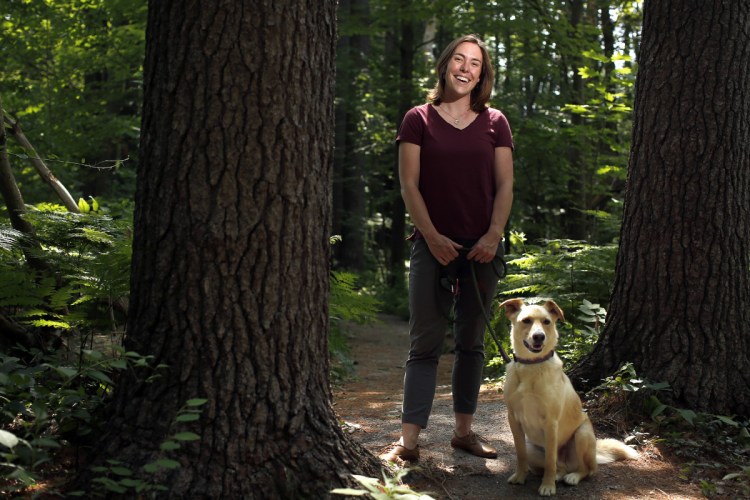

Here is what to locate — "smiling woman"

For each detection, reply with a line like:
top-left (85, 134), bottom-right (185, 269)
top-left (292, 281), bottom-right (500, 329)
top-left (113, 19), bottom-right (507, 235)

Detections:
top-left (382, 34), bottom-right (515, 464)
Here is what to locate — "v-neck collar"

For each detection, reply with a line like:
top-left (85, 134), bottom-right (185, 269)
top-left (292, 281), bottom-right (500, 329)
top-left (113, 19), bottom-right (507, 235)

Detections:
top-left (430, 104), bottom-right (480, 131)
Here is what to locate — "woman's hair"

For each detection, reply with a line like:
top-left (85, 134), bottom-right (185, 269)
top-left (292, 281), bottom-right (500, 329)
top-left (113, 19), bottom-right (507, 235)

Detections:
top-left (427, 34), bottom-right (494, 112)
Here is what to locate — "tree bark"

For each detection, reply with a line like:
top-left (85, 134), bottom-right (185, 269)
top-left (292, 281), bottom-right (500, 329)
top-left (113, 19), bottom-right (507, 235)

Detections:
top-left (86, 1), bottom-right (379, 497)
top-left (0, 105), bottom-right (35, 234)
top-left (570, 0), bottom-right (750, 417)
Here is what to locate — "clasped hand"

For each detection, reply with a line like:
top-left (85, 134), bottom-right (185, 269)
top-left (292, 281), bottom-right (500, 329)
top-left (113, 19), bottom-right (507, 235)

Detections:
top-left (426, 233), bottom-right (499, 266)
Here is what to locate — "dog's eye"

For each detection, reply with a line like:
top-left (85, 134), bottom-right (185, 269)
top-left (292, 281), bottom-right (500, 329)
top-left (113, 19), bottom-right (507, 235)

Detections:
top-left (543, 319), bottom-right (551, 325)
top-left (522, 318), bottom-right (531, 324)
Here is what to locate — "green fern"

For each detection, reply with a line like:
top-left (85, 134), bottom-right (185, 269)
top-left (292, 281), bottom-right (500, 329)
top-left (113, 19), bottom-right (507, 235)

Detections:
top-left (0, 204), bottom-right (131, 337)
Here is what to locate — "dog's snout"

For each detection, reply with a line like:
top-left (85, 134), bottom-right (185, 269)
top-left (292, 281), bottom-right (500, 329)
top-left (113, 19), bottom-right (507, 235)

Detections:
top-left (532, 332), bottom-right (546, 343)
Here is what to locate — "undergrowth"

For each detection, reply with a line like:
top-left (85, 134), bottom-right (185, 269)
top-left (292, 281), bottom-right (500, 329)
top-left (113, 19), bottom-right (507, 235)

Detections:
top-left (0, 207), bottom-right (382, 494)
top-left (2, 208), bottom-right (747, 497)
top-left (586, 363), bottom-right (750, 499)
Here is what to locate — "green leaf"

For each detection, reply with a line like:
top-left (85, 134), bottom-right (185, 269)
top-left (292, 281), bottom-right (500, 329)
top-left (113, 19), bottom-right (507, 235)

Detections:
top-left (650, 404), bottom-right (667, 418)
top-left (714, 415), bottom-right (739, 427)
top-left (677, 409), bottom-right (697, 425)
top-left (109, 359), bottom-right (128, 370)
top-left (644, 381), bottom-right (670, 391)
top-left (160, 441), bottom-right (181, 451)
top-left (78, 198), bottom-right (91, 213)
top-left (175, 413), bottom-right (200, 422)
top-left (582, 49), bottom-right (609, 62)
top-left (172, 432), bottom-right (200, 441)
top-left (153, 458), bottom-right (180, 469)
top-left (351, 474), bottom-right (382, 492)
top-left (88, 370), bottom-right (114, 385)
top-left (51, 365), bottom-right (78, 379)
top-left (0, 429), bottom-right (20, 448)
top-left (31, 437), bottom-right (61, 448)
top-left (142, 463), bottom-right (159, 474)
top-left (110, 466), bottom-right (133, 476)
top-left (185, 398), bottom-right (208, 407)
top-left (28, 319), bottom-right (71, 329)
top-left (118, 478), bottom-right (143, 488)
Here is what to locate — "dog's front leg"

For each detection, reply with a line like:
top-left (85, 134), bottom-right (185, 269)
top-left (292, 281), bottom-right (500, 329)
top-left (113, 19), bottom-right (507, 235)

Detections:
top-left (507, 408), bottom-right (528, 485)
top-left (539, 420), bottom-right (559, 496)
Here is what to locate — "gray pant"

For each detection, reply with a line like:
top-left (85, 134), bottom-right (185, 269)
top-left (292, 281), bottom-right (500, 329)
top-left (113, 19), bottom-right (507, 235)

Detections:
top-left (402, 238), bottom-right (500, 428)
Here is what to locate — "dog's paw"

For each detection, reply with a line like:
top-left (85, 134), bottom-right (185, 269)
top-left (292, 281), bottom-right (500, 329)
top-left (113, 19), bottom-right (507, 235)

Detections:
top-left (563, 472), bottom-right (584, 485)
top-left (507, 471), bottom-right (527, 485)
top-left (538, 482), bottom-right (557, 496)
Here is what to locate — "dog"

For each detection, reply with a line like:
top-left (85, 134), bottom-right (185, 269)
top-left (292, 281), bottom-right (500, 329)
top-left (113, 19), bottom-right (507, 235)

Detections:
top-left (500, 298), bottom-right (638, 496)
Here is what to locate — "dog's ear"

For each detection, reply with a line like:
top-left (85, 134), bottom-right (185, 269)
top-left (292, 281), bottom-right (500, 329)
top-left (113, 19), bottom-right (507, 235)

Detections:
top-left (544, 300), bottom-right (565, 323)
top-left (500, 298), bottom-right (524, 319)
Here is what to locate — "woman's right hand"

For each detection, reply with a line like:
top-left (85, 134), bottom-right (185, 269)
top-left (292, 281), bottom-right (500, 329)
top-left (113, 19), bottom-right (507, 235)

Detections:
top-left (424, 233), bottom-right (462, 266)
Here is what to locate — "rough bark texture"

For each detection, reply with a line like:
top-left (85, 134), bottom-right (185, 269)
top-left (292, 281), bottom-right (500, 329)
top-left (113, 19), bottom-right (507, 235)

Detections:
top-left (88, 1), bottom-right (379, 497)
top-left (570, 0), bottom-right (750, 417)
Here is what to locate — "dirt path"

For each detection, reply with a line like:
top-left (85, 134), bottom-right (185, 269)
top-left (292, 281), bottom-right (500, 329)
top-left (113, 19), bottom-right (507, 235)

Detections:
top-left (333, 314), bottom-right (702, 499)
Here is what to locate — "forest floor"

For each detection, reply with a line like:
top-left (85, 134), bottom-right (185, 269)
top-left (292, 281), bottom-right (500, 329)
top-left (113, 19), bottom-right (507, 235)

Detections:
top-left (332, 314), bottom-right (744, 499)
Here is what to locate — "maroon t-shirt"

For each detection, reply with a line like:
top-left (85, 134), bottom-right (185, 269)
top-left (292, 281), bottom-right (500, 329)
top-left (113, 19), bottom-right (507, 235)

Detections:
top-left (396, 104), bottom-right (514, 241)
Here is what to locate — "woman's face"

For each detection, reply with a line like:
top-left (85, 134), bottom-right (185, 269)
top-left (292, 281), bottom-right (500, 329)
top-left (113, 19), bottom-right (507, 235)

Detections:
top-left (444, 41), bottom-right (483, 99)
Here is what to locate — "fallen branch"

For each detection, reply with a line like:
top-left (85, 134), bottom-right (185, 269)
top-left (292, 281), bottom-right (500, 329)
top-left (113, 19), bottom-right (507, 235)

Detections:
top-left (3, 111), bottom-right (80, 213)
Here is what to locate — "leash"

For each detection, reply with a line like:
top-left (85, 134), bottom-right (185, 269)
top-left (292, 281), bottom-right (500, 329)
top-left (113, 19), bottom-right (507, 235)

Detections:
top-left (468, 256), bottom-right (512, 364)
top-left (435, 243), bottom-right (512, 364)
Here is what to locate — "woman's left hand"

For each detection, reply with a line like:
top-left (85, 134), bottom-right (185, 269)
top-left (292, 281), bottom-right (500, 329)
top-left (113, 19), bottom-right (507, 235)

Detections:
top-left (466, 234), bottom-right (500, 263)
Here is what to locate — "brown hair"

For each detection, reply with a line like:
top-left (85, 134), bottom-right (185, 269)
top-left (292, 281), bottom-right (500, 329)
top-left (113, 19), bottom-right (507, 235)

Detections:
top-left (427, 34), bottom-right (494, 112)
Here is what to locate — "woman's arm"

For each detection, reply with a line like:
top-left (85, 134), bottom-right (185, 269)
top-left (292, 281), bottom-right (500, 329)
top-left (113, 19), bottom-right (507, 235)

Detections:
top-left (399, 141), bottom-right (461, 265)
top-left (466, 146), bottom-right (514, 263)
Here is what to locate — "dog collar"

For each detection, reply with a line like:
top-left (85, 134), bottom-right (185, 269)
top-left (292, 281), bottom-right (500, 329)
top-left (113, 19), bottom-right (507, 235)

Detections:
top-left (513, 350), bottom-right (555, 365)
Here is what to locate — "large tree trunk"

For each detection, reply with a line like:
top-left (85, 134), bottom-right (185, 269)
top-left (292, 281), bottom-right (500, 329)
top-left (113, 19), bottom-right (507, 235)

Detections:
top-left (86, 1), bottom-right (379, 497)
top-left (570, 0), bottom-right (750, 417)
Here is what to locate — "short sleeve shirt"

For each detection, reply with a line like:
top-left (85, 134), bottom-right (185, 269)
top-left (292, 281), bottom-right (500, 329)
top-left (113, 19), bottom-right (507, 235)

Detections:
top-left (396, 104), bottom-right (513, 241)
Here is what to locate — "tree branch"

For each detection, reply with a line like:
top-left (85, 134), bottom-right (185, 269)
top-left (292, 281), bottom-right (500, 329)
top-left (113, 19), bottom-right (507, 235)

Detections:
top-left (2, 111), bottom-right (80, 213)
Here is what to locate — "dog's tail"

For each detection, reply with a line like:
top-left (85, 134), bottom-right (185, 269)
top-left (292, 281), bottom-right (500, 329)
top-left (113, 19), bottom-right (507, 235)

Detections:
top-left (596, 438), bottom-right (639, 464)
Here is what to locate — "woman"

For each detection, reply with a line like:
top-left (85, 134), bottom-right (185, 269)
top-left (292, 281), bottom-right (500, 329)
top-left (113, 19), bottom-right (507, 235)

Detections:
top-left (383, 34), bottom-right (514, 462)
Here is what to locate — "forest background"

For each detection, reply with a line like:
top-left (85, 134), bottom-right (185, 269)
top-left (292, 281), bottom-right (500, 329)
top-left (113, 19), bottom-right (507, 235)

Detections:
top-left (0, 0), bottom-right (747, 497)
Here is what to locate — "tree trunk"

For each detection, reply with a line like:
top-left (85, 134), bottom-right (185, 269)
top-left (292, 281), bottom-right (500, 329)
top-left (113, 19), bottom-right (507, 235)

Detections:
top-left (85, 1), bottom-right (379, 497)
top-left (0, 99), bottom-right (47, 273)
top-left (388, 16), bottom-right (415, 288)
top-left (0, 103), bottom-right (34, 234)
top-left (570, 0), bottom-right (750, 417)
top-left (334, 0), bottom-right (370, 272)
top-left (562, 0), bottom-right (587, 240)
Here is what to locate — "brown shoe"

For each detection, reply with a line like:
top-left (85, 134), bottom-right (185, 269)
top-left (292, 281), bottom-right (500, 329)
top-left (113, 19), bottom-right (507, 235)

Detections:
top-left (380, 443), bottom-right (420, 462)
top-left (450, 431), bottom-right (497, 458)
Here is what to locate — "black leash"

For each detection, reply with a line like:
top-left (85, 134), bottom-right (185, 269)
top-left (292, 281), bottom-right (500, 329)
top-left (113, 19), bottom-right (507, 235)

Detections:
top-left (468, 256), bottom-right (512, 364)
top-left (435, 243), bottom-right (512, 364)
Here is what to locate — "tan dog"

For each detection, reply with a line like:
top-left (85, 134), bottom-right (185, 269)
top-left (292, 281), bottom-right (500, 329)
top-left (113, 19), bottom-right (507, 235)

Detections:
top-left (500, 298), bottom-right (638, 496)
